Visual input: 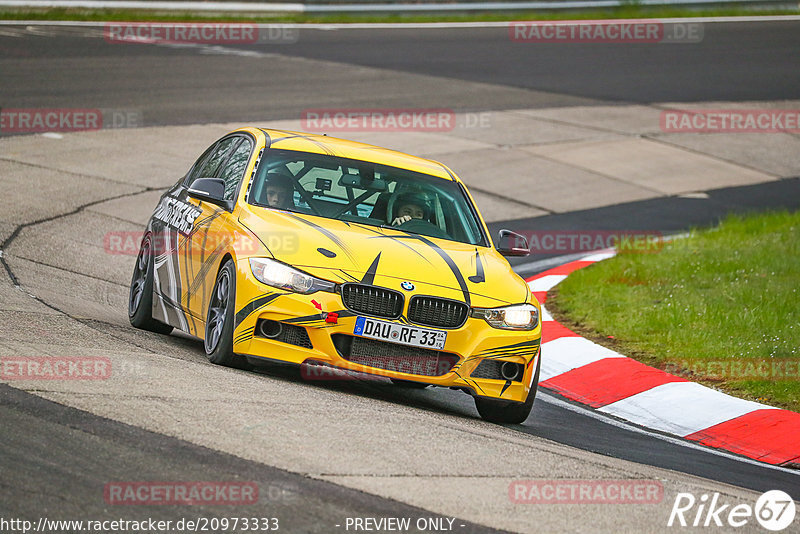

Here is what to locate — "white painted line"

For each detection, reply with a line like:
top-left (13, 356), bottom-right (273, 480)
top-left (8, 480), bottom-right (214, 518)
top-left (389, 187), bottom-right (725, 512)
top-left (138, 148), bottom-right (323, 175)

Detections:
top-left (540, 305), bottom-right (553, 322)
top-left (527, 274), bottom-right (566, 292)
top-left (598, 381), bottom-right (774, 437)
top-left (538, 391), bottom-right (800, 476)
top-left (580, 251), bottom-right (617, 262)
top-left (539, 336), bottom-right (624, 381)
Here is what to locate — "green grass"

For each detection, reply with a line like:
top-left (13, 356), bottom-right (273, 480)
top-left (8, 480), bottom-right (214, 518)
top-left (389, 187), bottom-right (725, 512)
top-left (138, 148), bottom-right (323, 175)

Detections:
top-left (0, 6), bottom-right (798, 23)
top-left (549, 211), bottom-right (800, 412)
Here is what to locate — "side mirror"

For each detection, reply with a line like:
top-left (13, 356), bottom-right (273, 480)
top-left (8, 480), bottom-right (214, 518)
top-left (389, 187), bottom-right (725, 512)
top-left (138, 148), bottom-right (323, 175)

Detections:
top-left (187, 178), bottom-right (231, 210)
top-left (496, 229), bottom-right (530, 257)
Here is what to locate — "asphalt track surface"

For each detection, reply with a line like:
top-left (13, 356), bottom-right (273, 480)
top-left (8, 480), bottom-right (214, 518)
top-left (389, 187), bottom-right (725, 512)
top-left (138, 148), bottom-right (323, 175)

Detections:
top-left (1, 20), bottom-right (799, 126)
top-left (1, 20), bottom-right (800, 532)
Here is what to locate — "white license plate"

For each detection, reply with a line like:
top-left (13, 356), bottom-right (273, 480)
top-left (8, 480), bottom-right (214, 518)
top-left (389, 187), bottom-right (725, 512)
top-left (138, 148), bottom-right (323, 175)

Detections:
top-left (353, 316), bottom-right (447, 350)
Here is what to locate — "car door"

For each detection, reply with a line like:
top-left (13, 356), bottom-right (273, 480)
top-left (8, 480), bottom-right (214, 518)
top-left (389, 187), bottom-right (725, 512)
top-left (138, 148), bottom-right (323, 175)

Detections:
top-left (150, 135), bottom-right (239, 334)
top-left (182, 135), bottom-right (255, 330)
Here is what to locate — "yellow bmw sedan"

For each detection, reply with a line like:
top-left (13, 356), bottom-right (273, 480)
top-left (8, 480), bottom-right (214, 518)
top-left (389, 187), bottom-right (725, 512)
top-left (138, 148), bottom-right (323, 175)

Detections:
top-left (129, 128), bottom-right (541, 423)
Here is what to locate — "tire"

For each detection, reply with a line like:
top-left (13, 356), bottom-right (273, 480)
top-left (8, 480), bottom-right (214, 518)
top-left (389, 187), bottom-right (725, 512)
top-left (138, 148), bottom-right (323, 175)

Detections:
top-left (204, 259), bottom-right (252, 370)
top-left (390, 378), bottom-right (429, 389)
top-left (474, 354), bottom-right (540, 424)
top-left (128, 233), bottom-right (173, 335)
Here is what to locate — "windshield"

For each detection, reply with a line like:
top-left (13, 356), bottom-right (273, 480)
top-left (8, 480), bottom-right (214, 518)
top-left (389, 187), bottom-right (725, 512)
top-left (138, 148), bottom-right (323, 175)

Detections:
top-left (249, 148), bottom-right (488, 246)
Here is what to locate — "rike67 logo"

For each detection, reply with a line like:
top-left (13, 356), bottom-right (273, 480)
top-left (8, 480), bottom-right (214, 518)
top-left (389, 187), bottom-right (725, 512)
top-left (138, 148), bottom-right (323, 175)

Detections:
top-left (668, 490), bottom-right (796, 531)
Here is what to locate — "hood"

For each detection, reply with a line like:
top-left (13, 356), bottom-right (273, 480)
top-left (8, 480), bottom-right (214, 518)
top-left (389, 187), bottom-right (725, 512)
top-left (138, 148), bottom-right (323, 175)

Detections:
top-left (238, 206), bottom-right (530, 307)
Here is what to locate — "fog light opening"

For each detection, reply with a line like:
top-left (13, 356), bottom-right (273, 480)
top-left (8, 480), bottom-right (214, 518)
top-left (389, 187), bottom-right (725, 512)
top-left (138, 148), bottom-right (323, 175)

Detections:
top-left (258, 320), bottom-right (283, 339)
top-left (500, 361), bottom-right (521, 381)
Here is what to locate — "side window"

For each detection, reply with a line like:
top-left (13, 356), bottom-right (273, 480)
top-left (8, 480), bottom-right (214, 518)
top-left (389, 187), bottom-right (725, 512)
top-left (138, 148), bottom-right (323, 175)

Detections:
top-left (183, 143), bottom-right (217, 186)
top-left (196, 137), bottom-right (239, 180)
top-left (218, 138), bottom-right (253, 201)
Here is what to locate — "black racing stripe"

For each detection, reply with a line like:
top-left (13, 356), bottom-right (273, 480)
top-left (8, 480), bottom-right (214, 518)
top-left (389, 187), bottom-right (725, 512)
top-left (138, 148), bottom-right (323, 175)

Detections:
top-left (379, 234), bottom-right (471, 306)
top-left (284, 309), bottom-right (357, 325)
top-left (267, 131), bottom-right (336, 156)
top-left (234, 293), bottom-right (281, 328)
top-left (180, 222), bottom-right (197, 335)
top-left (365, 234), bottom-right (433, 265)
top-left (360, 253), bottom-right (381, 285)
top-left (234, 334), bottom-right (254, 345)
top-left (336, 270), bottom-right (359, 282)
top-left (476, 346), bottom-right (539, 358)
top-left (190, 209), bottom-right (226, 319)
top-left (479, 344), bottom-right (541, 354)
top-left (242, 293), bottom-right (270, 307)
top-left (500, 380), bottom-right (512, 397)
top-left (234, 327), bottom-right (255, 344)
top-left (189, 209), bottom-right (224, 234)
top-left (283, 314), bottom-right (322, 325)
top-left (235, 327), bottom-right (255, 340)
top-left (466, 376), bottom-right (485, 395)
top-left (169, 226), bottom-right (190, 331)
top-left (474, 350), bottom-right (538, 361)
top-left (348, 223), bottom-right (433, 265)
top-left (281, 212), bottom-right (357, 264)
top-left (187, 241), bottom-right (226, 303)
top-left (468, 250), bottom-right (485, 284)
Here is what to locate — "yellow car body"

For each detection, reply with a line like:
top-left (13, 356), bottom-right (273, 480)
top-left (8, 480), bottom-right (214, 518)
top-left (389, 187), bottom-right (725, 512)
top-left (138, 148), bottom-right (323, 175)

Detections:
top-left (129, 127), bottom-right (541, 423)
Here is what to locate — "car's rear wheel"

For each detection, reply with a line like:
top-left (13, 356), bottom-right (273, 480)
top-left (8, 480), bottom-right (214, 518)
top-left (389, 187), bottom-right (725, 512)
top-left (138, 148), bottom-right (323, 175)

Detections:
top-left (205, 259), bottom-right (252, 370)
top-left (128, 233), bottom-right (173, 335)
top-left (474, 354), bottom-right (540, 424)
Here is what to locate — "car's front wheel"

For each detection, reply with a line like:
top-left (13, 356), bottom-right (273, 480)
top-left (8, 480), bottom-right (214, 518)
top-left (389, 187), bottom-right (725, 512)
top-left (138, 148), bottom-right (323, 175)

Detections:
top-left (204, 259), bottom-right (252, 370)
top-left (474, 354), bottom-right (540, 424)
top-left (128, 233), bottom-right (173, 335)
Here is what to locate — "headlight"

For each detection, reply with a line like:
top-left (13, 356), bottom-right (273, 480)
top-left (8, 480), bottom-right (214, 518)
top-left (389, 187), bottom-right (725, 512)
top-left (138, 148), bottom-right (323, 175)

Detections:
top-left (473, 304), bottom-right (539, 330)
top-left (249, 258), bottom-right (333, 294)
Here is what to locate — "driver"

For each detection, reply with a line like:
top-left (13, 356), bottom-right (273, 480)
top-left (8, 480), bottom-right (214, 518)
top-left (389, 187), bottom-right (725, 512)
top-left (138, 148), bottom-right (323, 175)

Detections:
top-left (391, 191), bottom-right (431, 227)
top-left (263, 172), bottom-right (294, 210)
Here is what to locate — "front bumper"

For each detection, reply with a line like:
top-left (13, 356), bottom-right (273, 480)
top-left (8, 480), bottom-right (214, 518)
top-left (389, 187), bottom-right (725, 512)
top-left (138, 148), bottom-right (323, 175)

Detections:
top-left (232, 265), bottom-right (541, 403)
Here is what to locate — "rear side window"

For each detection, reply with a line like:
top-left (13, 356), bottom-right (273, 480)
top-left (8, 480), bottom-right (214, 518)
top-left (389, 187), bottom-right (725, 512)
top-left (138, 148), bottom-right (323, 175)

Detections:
top-left (196, 137), bottom-right (239, 180)
top-left (219, 138), bottom-right (253, 200)
top-left (184, 143), bottom-right (217, 186)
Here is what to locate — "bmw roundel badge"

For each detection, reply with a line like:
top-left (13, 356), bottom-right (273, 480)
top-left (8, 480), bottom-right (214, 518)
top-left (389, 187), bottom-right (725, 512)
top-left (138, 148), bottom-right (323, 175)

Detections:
top-left (400, 281), bottom-right (415, 291)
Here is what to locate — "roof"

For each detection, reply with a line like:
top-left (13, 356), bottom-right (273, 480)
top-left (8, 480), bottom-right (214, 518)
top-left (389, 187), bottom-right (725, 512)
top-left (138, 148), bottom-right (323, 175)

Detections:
top-left (257, 128), bottom-right (455, 181)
